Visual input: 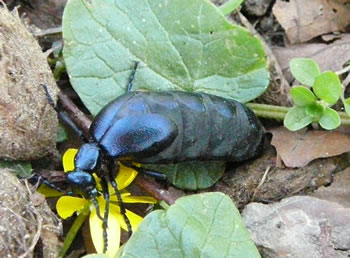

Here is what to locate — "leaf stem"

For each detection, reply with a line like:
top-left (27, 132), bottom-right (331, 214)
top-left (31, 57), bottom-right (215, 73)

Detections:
top-left (246, 103), bottom-right (350, 126)
top-left (59, 202), bottom-right (90, 257)
top-left (219, 0), bottom-right (244, 16)
top-left (159, 200), bottom-right (170, 210)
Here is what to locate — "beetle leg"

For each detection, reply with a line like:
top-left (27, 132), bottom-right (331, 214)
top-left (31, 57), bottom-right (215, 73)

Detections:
top-left (120, 161), bottom-right (167, 181)
top-left (126, 61), bottom-right (139, 92)
top-left (89, 193), bottom-right (103, 221)
top-left (100, 177), bottom-right (110, 253)
top-left (107, 160), bottom-right (133, 236)
top-left (40, 84), bottom-right (88, 142)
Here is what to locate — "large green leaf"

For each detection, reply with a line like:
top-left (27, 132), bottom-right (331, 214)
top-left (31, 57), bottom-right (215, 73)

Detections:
top-left (143, 160), bottom-right (225, 190)
top-left (116, 192), bottom-right (260, 258)
top-left (63, 0), bottom-right (269, 116)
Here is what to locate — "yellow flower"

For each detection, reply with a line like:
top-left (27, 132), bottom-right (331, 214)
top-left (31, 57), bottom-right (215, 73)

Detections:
top-left (55, 149), bottom-right (156, 257)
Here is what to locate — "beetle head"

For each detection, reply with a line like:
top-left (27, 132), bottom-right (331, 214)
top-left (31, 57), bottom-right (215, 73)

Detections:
top-left (65, 143), bottom-right (101, 198)
top-left (66, 170), bottom-right (98, 198)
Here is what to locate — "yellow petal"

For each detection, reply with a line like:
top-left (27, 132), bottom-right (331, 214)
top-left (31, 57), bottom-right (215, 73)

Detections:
top-left (122, 195), bottom-right (157, 204)
top-left (109, 192), bottom-right (129, 203)
top-left (110, 193), bottom-right (157, 204)
top-left (56, 196), bottom-right (87, 219)
top-left (62, 149), bottom-right (78, 172)
top-left (90, 202), bottom-right (121, 257)
top-left (37, 184), bottom-right (64, 197)
top-left (94, 164), bottom-right (137, 193)
top-left (109, 204), bottom-right (143, 232)
top-left (115, 162), bottom-right (138, 190)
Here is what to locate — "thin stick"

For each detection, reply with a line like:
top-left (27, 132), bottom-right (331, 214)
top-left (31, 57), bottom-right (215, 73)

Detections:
top-left (251, 166), bottom-right (270, 201)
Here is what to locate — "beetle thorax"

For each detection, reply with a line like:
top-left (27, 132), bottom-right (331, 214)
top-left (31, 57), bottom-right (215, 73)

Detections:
top-left (74, 143), bottom-right (101, 172)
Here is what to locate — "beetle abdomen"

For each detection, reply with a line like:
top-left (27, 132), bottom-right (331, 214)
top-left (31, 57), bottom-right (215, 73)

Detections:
top-left (90, 91), bottom-right (263, 163)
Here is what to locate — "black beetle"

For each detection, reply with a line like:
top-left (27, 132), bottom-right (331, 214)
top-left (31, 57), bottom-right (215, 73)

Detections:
top-left (42, 62), bottom-right (264, 252)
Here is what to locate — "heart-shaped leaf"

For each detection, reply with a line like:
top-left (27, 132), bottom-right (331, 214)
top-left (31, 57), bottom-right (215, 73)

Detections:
top-left (143, 161), bottom-right (225, 190)
top-left (63, 0), bottom-right (269, 116)
top-left (116, 192), bottom-right (260, 258)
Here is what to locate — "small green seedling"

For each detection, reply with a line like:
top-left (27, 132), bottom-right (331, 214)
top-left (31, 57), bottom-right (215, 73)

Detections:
top-left (284, 58), bottom-right (344, 131)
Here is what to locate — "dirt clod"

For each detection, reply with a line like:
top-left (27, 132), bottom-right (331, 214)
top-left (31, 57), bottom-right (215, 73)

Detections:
top-left (0, 168), bottom-right (62, 258)
top-left (0, 5), bottom-right (58, 160)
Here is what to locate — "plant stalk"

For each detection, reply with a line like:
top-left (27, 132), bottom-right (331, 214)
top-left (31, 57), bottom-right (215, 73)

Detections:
top-left (59, 202), bottom-right (90, 257)
top-left (246, 103), bottom-right (350, 126)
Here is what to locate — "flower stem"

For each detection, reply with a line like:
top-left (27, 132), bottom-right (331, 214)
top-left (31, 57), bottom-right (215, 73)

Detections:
top-left (59, 202), bottom-right (90, 257)
top-left (246, 103), bottom-right (350, 126)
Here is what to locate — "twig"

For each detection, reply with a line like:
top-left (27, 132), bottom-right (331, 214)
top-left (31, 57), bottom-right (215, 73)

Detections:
top-left (251, 166), bottom-right (270, 201)
top-left (58, 91), bottom-right (91, 138)
top-left (335, 65), bottom-right (350, 76)
top-left (34, 27), bottom-right (62, 37)
top-left (134, 175), bottom-right (178, 205)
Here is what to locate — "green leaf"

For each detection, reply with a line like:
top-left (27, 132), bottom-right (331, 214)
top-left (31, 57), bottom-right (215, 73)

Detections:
top-left (57, 123), bottom-right (68, 143)
top-left (305, 102), bottom-right (324, 119)
top-left (290, 86), bottom-right (316, 106)
top-left (63, 0), bottom-right (269, 116)
top-left (117, 192), bottom-right (260, 258)
top-left (0, 161), bottom-right (32, 177)
top-left (343, 97), bottom-right (350, 116)
top-left (219, 0), bottom-right (245, 16)
top-left (143, 161), bottom-right (225, 190)
top-left (284, 106), bottom-right (313, 131)
top-left (289, 58), bottom-right (320, 86)
top-left (313, 71), bottom-right (341, 105)
top-left (319, 107), bottom-right (341, 130)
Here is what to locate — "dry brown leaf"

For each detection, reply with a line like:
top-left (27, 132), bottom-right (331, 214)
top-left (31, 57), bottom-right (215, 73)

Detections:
top-left (273, 34), bottom-right (350, 82)
top-left (270, 127), bottom-right (350, 167)
top-left (273, 0), bottom-right (350, 44)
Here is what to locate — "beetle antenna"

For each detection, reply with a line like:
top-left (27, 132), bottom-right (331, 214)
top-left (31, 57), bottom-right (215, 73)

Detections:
top-left (126, 61), bottom-right (139, 92)
top-left (29, 173), bottom-right (70, 194)
top-left (40, 84), bottom-right (88, 142)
